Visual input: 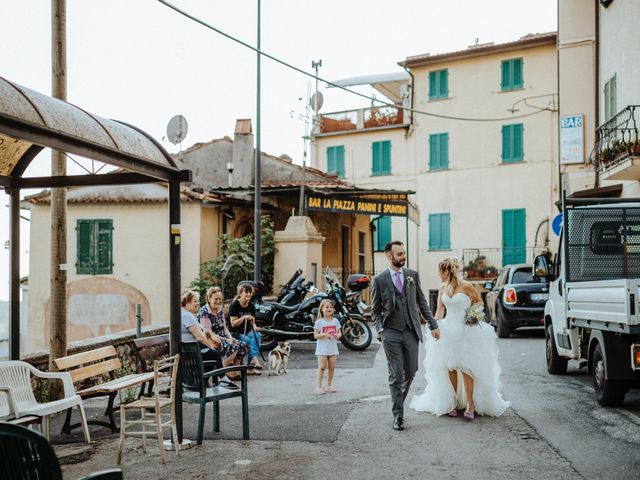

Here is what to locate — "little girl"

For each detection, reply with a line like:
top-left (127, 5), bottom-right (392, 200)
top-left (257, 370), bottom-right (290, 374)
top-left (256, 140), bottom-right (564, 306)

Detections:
top-left (314, 299), bottom-right (342, 394)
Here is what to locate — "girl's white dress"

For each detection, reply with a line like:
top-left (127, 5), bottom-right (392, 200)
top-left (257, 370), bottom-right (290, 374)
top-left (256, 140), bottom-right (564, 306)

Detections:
top-left (410, 292), bottom-right (510, 416)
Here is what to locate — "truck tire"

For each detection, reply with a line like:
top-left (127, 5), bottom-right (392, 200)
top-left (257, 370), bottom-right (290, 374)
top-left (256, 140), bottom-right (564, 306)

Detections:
top-left (592, 343), bottom-right (626, 406)
top-left (546, 325), bottom-right (568, 374)
top-left (496, 307), bottom-right (511, 338)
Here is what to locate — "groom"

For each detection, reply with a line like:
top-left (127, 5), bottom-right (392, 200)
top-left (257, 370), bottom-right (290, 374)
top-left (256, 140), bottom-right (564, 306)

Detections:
top-left (371, 240), bottom-right (440, 431)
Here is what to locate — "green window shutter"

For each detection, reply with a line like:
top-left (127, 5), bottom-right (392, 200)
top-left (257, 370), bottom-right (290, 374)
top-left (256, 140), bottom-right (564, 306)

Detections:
top-left (327, 147), bottom-right (335, 174)
top-left (95, 219), bottom-right (113, 274)
top-left (441, 70), bottom-right (449, 97)
top-left (513, 124), bottom-right (523, 160)
top-left (372, 141), bottom-right (381, 175)
top-left (502, 209), bottom-right (526, 265)
top-left (513, 58), bottom-right (523, 88)
top-left (76, 220), bottom-right (93, 274)
top-left (382, 140), bottom-right (391, 173)
top-left (429, 213), bottom-right (451, 250)
top-left (327, 146), bottom-right (345, 177)
top-left (441, 134), bottom-right (449, 168)
top-left (501, 60), bottom-right (510, 90)
top-left (429, 133), bottom-right (449, 170)
top-left (429, 135), bottom-right (438, 170)
top-left (429, 72), bottom-right (436, 100)
top-left (502, 125), bottom-right (512, 162)
top-left (336, 146), bottom-right (345, 178)
top-left (441, 214), bottom-right (451, 249)
top-left (374, 216), bottom-right (391, 251)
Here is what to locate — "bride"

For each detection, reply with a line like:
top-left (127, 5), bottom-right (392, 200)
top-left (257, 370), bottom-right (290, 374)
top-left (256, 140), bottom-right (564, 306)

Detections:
top-left (410, 258), bottom-right (509, 420)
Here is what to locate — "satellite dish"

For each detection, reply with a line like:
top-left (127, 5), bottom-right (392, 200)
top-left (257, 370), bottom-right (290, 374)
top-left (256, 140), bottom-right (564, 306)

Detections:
top-left (310, 92), bottom-right (324, 112)
top-left (167, 115), bottom-right (188, 145)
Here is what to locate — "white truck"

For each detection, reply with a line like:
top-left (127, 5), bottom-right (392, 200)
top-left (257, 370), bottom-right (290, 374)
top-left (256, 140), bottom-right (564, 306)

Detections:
top-left (534, 196), bottom-right (640, 406)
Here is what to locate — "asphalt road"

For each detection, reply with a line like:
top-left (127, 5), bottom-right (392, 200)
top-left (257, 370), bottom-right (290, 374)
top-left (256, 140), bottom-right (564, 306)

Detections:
top-left (59, 331), bottom-right (640, 479)
top-left (495, 328), bottom-right (640, 479)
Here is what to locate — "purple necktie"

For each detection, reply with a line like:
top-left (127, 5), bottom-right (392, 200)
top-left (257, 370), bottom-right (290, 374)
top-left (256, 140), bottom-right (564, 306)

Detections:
top-left (393, 272), bottom-right (404, 293)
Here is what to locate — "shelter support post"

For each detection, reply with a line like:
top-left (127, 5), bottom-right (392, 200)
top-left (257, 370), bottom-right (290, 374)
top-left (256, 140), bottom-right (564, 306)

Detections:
top-left (168, 179), bottom-right (183, 440)
top-left (9, 186), bottom-right (20, 360)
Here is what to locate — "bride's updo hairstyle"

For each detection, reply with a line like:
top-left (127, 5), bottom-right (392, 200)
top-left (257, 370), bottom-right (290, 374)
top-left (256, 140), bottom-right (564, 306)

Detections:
top-left (439, 257), bottom-right (461, 290)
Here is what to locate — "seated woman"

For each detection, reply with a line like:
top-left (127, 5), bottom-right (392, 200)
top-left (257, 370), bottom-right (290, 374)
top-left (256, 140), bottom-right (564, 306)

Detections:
top-left (228, 283), bottom-right (263, 374)
top-left (197, 286), bottom-right (250, 380)
top-left (181, 289), bottom-right (238, 389)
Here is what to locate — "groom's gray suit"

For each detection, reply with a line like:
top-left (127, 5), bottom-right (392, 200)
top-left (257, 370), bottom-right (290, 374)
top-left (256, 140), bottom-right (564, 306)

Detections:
top-left (371, 267), bottom-right (438, 423)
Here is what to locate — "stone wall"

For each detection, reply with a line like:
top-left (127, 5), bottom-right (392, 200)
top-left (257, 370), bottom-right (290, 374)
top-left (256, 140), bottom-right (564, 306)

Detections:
top-left (23, 324), bottom-right (169, 402)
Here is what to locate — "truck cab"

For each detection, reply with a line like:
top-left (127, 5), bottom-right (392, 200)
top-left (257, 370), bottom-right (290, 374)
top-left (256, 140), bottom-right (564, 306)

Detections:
top-left (534, 196), bottom-right (640, 406)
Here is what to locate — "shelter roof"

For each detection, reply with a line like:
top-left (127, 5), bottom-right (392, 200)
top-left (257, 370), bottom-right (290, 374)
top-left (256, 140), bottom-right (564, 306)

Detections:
top-left (0, 76), bottom-right (186, 185)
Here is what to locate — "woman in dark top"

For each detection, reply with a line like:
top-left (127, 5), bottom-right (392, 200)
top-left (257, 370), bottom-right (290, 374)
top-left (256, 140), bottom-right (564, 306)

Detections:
top-left (197, 286), bottom-right (249, 365)
top-left (229, 283), bottom-right (263, 373)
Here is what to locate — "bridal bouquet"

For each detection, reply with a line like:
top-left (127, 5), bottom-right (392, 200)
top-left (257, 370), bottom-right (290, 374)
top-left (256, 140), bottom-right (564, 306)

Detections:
top-left (464, 304), bottom-right (486, 326)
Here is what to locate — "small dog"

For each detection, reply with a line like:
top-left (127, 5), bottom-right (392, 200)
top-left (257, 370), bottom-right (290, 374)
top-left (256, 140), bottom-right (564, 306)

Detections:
top-left (267, 341), bottom-right (291, 376)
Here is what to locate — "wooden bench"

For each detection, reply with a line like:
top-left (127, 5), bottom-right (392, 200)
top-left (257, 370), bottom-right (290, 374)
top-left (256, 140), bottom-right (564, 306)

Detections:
top-left (54, 346), bottom-right (154, 433)
top-left (132, 334), bottom-right (170, 397)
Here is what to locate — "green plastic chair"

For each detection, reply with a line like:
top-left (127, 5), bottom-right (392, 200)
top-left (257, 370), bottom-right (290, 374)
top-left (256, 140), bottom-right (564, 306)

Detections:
top-left (0, 422), bottom-right (122, 480)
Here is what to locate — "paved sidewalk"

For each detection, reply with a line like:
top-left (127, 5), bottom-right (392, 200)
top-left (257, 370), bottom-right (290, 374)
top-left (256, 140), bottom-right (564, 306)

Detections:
top-left (58, 339), bottom-right (581, 480)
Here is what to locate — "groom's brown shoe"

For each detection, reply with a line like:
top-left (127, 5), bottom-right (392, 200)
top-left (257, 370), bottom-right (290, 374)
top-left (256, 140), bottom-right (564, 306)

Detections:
top-left (392, 416), bottom-right (404, 431)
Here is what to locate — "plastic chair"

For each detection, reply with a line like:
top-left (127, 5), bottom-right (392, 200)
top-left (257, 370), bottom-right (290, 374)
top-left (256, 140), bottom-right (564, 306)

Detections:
top-left (0, 422), bottom-right (122, 480)
top-left (180, 343), bottom-right (249, 445)
top-left (0, 361), bottom-right (90, 443)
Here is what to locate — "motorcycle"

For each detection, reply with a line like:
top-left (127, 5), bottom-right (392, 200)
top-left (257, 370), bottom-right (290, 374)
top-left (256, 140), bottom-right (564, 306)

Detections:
top-left (276, 269), bottom-right (315, 306)
top-left (254, 271), bottom-right (372, 351)
top-left (344, 274), bottom-right (371, 318)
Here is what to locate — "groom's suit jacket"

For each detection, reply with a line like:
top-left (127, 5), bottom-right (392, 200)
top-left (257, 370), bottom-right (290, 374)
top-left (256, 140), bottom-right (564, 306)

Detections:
top-left (371, 268), bottom-right (438, 343)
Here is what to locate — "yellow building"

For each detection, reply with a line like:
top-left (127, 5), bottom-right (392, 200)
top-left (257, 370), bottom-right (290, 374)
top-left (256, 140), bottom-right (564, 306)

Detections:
top-left (312, 33), bottom-right (559, 289)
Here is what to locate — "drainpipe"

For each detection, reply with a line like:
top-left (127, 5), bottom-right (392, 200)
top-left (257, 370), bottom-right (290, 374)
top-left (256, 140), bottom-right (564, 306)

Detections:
top-left (402, 66), bottom-right (415, 127)
top-left (594, 0), bottom-right (601, 188)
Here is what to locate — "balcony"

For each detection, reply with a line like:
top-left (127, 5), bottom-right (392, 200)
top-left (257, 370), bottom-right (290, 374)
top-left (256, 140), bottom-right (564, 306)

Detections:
top-left (461, 247), bottom-right (548, 280)
top-left (317, 106), bottom-right (407, 135)
top-left (593, 105), bottom-right (640, 181)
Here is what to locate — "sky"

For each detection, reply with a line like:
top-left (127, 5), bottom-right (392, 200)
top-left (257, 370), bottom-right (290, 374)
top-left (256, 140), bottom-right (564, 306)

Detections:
top-left (0, 0), bottom-right (557, 301)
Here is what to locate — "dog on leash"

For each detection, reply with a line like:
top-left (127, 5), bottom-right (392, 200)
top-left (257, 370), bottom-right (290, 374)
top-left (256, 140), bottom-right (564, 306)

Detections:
top-left (267, 341), bottom-right (291, 376)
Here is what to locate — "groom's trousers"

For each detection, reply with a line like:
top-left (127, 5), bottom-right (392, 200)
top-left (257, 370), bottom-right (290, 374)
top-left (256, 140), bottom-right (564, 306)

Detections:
top-left (382, 327), bottom-right (420, 418)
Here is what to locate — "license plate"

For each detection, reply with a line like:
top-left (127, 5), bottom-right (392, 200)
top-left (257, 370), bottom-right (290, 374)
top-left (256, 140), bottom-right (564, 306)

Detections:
top-left (530, 293), bottom-right (549, 301)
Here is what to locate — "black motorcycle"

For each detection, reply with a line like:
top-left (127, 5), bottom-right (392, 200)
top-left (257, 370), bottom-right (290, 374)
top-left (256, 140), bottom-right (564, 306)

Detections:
top-left (254, 273), bottom-right (372, 351)
top-left (276, 269), bottom-right (315, 306)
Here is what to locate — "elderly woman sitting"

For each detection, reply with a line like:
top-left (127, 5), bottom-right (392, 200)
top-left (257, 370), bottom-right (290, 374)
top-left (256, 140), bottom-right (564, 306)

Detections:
top-left (181, 289), bottom-right (238, 389)
top-left (197, 286), bottom-right (250, 380)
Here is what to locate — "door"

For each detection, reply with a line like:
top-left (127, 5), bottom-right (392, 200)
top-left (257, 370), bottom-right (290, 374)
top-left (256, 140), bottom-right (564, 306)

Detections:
top-left (341, 225), bottom-right (350, 285)
top-left (502, 209), bottom-right (526, 266)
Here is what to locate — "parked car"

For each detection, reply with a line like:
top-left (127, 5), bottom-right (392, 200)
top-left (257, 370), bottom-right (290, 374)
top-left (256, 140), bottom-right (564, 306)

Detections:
top-left (484, 264), bottom-right (549, 338)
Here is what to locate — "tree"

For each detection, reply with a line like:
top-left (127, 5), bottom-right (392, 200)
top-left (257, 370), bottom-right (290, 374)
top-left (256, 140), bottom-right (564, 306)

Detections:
top-left (190, 215), bottom-right (275, 299)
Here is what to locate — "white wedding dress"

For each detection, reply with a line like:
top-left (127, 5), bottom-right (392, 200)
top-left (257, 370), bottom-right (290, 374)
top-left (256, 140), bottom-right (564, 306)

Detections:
top-left (410, 292), bottom-right (510, 416)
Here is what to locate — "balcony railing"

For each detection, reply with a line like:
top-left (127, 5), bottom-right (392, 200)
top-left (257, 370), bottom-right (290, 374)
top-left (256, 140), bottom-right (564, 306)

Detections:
top-left (318, 106), bottom-right (406, 134)
top-left (461, 247), bottom-right (549, 279)
top-left (591, 105), bottom-right (640, 178)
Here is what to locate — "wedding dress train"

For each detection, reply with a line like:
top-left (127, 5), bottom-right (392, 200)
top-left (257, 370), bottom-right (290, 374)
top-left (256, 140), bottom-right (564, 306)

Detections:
top-left (410, 292), bottom-right (510, 416)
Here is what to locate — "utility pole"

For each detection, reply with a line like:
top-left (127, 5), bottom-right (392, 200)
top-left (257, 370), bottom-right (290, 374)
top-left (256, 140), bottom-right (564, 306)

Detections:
top-left (299, 60), bottom-right (322, 217)
top-left (254, 0), bottom-right (261, 282)
top-left (50, 0), bottom-right (68, 388)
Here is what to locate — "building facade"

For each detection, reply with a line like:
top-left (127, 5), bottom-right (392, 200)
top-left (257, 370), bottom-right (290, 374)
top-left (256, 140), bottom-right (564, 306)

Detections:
top-left (312, 33), bottom-right (559, 289)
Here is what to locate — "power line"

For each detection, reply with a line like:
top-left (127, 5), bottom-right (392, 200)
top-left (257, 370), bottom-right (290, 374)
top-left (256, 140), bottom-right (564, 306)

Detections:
top-left (156, 0), bottom-right (554, 123)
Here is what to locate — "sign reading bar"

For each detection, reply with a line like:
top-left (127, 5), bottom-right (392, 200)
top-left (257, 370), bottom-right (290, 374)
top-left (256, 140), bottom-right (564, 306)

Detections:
top-left (560, 114), bottom-right (584, 164)
top-left (306, 194), bottom-right (408, 217)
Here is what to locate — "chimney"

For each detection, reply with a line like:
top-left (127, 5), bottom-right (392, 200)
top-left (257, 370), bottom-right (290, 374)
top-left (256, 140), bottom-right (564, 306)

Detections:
top-left (232, 119), bottom-right (255, 187)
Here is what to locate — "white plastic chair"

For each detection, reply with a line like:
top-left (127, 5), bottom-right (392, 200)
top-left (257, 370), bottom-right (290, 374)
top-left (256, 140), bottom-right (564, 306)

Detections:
top-left (0, 361), bottom-right (91, 443)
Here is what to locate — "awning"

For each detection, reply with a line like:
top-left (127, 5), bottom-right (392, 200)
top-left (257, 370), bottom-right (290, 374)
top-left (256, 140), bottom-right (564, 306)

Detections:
top-left (328, 72), bottom-right (410, 103)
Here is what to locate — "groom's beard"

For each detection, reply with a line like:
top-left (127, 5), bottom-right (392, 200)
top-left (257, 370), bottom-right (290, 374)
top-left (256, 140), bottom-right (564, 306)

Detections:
top-left (392, 258), bottom-right (405, 268)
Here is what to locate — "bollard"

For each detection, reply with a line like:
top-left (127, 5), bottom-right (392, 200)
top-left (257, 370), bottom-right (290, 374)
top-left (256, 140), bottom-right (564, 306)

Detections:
top-left (135, 304), bottom-right (142, 338)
